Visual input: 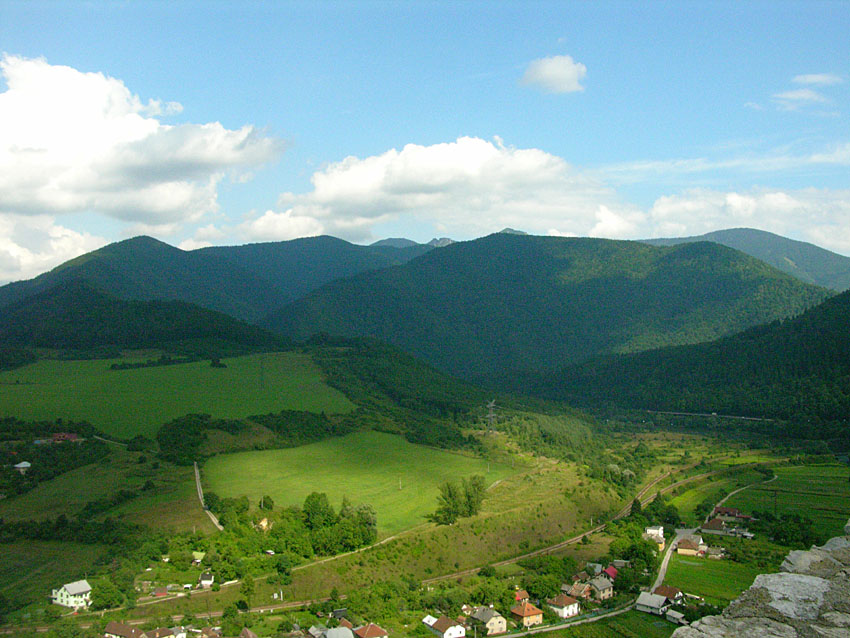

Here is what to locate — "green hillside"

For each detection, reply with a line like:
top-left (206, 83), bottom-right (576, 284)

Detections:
top-left (265, 234), bottom-right (831, 383)
top-left (0, 235), bottom-right (432, 322)
top-left (645, 227), bottom-right (850, 291)
top-left (532, 288), bottom-right (850, 446)
top-left (0, 280), bottom-right (284, 354)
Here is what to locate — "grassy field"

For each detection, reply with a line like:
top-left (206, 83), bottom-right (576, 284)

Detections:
top-left (669, 467), bottom-right (766, 525)
top-left (0, 351), bottom-right (354, 438)
top-left (0, 541), bottom-right (107, 612)
top-left (203, 431), bottom-right (519, 535)
top-left (663, 553), bottom-right (765, 605)
top-left (724, 463), bottom-right (850, 539)
top-left (0, 445), bottom-right (215, 533)
top-left (547, 610), bottom-right (676, 638)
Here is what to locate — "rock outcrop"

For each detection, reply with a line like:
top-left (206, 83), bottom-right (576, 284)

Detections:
top-left (672, 519), bottom-right (850, 638)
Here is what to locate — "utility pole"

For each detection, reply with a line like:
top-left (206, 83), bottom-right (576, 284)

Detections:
top-left (486, 400), bottom-right (497, 431)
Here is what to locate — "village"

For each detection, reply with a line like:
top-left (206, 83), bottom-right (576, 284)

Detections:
top-left (45, 503), bottom-right (760, 638)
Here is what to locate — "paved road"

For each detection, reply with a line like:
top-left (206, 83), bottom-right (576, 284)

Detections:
top-left (651, 528), bottom-right (695, 591)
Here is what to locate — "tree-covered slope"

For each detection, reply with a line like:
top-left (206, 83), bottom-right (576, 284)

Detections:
top-left (531, 288), bottom-right (850, 427)
top-left (264, 234), bottom-right (831, 383)
top-left (0, 280), bottom-right (285, 353)
top-left (0, 235), bottom-right (432, 322)
top-left (644, 228), bottom-right (850, 291)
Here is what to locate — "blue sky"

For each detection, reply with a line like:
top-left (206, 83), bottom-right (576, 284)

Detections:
top-left (0, 0), bottom-right (848, 282)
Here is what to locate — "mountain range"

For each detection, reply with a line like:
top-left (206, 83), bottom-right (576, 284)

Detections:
top-left (265, 233), bottom-right (830, 382)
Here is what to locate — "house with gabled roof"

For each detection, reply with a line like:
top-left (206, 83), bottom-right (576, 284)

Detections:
top-left (700, 518), bottom-right (727, 535)
top-left (635, 592), bottom-right (668, 616)
top-left (354, 623), bottom-right (388, 638)
top-left (510, 602), bottom-right (543, 628)
top-left (424, 615), bottom-right (465, 638)
top-left (602, 565), bottom-right (618, 581)
top-left (566, 582), bottom-right (592, 600)
top-left (546, 593), bottom-right (579, 619)
top-left (104, 621), bottom-right (142, 638)
top-left (677, 535), bottom-right (706, 556)
top-left (51, 579), bottom-right (91, 609)
top-left (470, 606), bottom-right (506, 635)
top-left (653, 585), bottom-right (683, 605)
top-left (513, 589), bottom-right (529, 603)
top-left (589, 575), bottom-right (614, 601)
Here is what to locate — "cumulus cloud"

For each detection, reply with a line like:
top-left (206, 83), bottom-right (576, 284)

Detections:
top-left (0, 55), bottom-right (282, 226)
top-left (520, 55), bottom-right (586, 93)
top-left (647, 187), bottom-right (850, 253)
top-left (793, 73), bottom-right (843, 86)
top-left (0, 213), bottom-right (107, 284)
top-left (243, 136), bottom-right (638, 243)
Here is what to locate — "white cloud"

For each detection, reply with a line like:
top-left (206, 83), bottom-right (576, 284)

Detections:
top-left (520, 55), bottom-right (586, 93)
top-left (0, 213), bottom-right (107, 284)
top-left (0, 55), bottom-right (282, 226)
top-left (792, 73), bottom-right (843, 86)
top-left (647, 187), bottom-right (850, 254)
top-left (772, 88), bottom-right (829, 109)
top-left (249, 136), bottom-right (638, 243)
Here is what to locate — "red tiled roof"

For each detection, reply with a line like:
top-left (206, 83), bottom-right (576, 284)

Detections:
top-left (603, 566), bottom-right (618, 580)
top-left (547, 594), bottom-right (578, 608)
top-left (354, 623), bottom-right (388, 638)
top-left (514, 589), bottom-right (529, 600)
top-left (511, 602), bottom-right (543, 618)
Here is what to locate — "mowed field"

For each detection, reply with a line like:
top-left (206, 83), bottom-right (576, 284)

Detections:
top-left (203, 431), bottom-right (518, 535)
top-left (664, 553), bottom-right (765, 605)
top-left (0, 351), bottom-right (354, 438)
top-left (724, 463), bottom-right (850, 539)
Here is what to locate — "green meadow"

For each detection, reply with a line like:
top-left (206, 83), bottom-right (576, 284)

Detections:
top-left (0, 351), bottom-right (354, 438)
top-left (202, 431), bottom-right (518, 535)
top-left (664, 553), bottom-right (765, 605)
top-left (724, 463), bottom-right (850, 539)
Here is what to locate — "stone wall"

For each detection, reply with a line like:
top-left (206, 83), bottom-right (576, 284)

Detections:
top-left (672, 519), bottom-right (850, 638)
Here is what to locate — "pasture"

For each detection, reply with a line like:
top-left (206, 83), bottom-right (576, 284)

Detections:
top-left (202, 431), bottom-right (518, 535)
top-left (669, 467), bottom-right (766, 525)
top-left (547, 610), bottom-right (676, 637)
top-left (723, 463), bottom-right (850, 539)
top-left (0, 351), bottom-right (354, 438)
top-left (664, 553), bottom-right (765, 605)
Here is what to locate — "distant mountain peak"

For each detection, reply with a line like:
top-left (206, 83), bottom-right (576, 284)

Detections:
top-left (498, 228), bottom-right (528, 235)
top-left (427, 237), bottom-right (454, 247)
top-left (370, 238), bottom-right (420, 248)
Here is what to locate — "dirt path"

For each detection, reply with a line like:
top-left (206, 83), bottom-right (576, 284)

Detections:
top-left (194, 461), bottom-right (223, 531)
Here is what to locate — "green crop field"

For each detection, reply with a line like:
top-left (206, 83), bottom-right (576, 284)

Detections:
top-left (0, 541), bottom-right (107, 612)
top-left (724, 463), bottom-right (850, 539)
top-left (669, 468), bottom-right (765, 525)
top-left (0, 351), bottom-right (354, 438)
top-left (203, 431), bottom-right (518, 535)
top-left (547, 610), bottom-right (676, 637)
top-left (664, 553), bottom-right (764, 605)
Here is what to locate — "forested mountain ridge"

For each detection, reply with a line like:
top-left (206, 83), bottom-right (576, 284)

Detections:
top-left (530, 287), bottom-right (850, 431)
top-left (644, 227), bottom-right (850, 291)
top-left (0, 235), bottom-right (432, 322)
top-left (263, 233), bottom-right (831, 384)
top-left (0, 280), bottom-right (286, 354)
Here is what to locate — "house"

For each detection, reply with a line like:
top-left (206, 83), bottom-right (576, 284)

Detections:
top-left (339, 619), bottom-right (354, 629)
top-left (571, 570), bottom-right (589, 582)
top-left (635, 592), bottom-right (669, 615)
top-left (567, 582), bottom-right (592, 600)
top-left (14, 461), bottom-right (31, 475)
top-left (326, 628), bottom-right (354, 638)
top-left (514, 589), bottom-right (530, 603)
top-left (676, 535), bottom-right (705, 556)
top-left (51, 579), bottom-right (91, 609)
top-left (52, 432), bottom-right (79, 443)
top-left (588, 575), bottom-right (614, 601)
top-left (308, 626), bottom-right (327, 638)
top-left (424, 615), bottom-right (465, 638)
top-left (546, 593), bottom-right (579, 619)
top-left (602, 565), bottom-right (618, 581)
top-left (199, 572), bottom-right (214, 588)
top-left (706, 546), bottom-right (725, 559)
top-left (700, 518), bottom-right (727, 535)
top-left (353, 623), bottom-right (388, 638)
top-left (713, 506), bottom-right (752, 523)
top-left (653, 585), bottom-right (683, 605)
top-left (153, 587), bottom-right (168, 597)
top-left (666, 610), bottom-right (688, 626)
top-left (142, 629), bottom-right (175, 638)
top-left (585, 562), bottom-right (603, 576)
top-left (643, 526), bottom-right (665, 551)
top-left (510, 602), bottom-right (543, 628)
top-left (470, 606), bottom-right (506, 635)
top-left (460, 604), bottom-right (475, 616)
top-left (612, 560), bottom-right (630, 570)
top-left (191, 551), bottom-right (206, 566)
top-left (332, 609), bottom-right (349, 620)
top-left (104, 621), bottom-right (142, 638)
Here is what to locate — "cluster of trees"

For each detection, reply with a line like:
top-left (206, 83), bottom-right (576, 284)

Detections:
top-left (204, 491), bottom-right (377, 560)
top-left (156, 414), bottom-right (245, 465)
top-left (429, 475), bottom-right (486, 525)
top-left (750, 512), bottom-right (822, 548)
top-left (109, 354), bottom-right (197, 370)
top-left (0, 438), bottom-right (109, 497)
